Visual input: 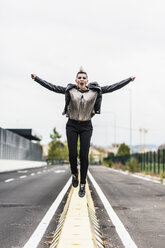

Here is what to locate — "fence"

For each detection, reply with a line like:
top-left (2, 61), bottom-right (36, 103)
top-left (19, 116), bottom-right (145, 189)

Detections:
top-left (137, 150), bottom-right (165, 174)
top-left (0, 128), bottom-right (42, 161)
top-left (104, 150), bottom-right (165, 175)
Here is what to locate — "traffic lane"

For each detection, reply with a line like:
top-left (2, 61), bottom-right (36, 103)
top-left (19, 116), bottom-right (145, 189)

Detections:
top-left (89, 166), bottom-right (165, 248)
top-left (0, 165), bottom-right (69, 205)
top-left (0, 165), bottom-right (70, 248)
top-left (37, 185), bottom-right (71, 248)
top-left (0, 164), bottom-right (54, 182)
top-left (88, 178), bottom-right (124, 248)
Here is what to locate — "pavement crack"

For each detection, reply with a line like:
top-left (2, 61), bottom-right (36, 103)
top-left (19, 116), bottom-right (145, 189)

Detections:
top-left (0, 203), bottom-right (40, 208)
top-left (112, 206), bottom-right (129, 210)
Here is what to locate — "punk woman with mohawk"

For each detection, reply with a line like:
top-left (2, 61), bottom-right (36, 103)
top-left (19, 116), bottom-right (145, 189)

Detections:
top-left (31, 68), bottom-right (135, 197)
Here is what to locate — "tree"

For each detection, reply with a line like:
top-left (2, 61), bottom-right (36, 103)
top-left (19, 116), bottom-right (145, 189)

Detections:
top-left (103, 152), bottom-right (114, 167)
top-left (96, 146), bottom-right (106, 164)
top-left (50, 127), bottom-right (61, 141)
top-left (117, 143), bottom-right (130, 156)
top-left (89, 151), bottom-right (95, 164)
top-left (107, 152), bottom-right (115, 159)
top-left (48, 128), bottom-right (68, 161)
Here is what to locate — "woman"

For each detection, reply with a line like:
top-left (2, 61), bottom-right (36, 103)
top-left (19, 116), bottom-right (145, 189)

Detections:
top-left (31, 70), bottom-right (135, 197)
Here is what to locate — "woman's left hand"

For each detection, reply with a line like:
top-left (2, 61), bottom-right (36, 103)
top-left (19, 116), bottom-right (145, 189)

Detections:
top-left (131, 76), bottom-right (136, 81)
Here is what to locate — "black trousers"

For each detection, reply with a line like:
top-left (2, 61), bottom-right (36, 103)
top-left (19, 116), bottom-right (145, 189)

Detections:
top-left (66, 119), bottom-right (93, 184)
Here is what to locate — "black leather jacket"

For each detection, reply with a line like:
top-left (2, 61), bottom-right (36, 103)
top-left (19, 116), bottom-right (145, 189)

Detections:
top-left (35, 76), bottom-right (132, 115)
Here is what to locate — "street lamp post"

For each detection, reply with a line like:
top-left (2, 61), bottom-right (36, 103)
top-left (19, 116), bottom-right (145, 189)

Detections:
top-left (139, 128), bottom-right (148, 152)
top-left (102, 111), bottom-right (117, 148)
top-left (129, 89), bottom-right (132, 154)
top-left (139, 128), bottom-right (142, 153)
top-left (124, 88), bottom-right (132, 154)
top-left (143, 128), bottom-right (148, 152)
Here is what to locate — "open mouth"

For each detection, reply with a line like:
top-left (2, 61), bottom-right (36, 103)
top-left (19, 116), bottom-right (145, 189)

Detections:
top-left (80, 82), bottom-right (84, 86)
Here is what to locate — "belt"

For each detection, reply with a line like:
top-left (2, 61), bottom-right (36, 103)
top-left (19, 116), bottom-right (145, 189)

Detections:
top-left (68, 118), bottom-right (91, 124)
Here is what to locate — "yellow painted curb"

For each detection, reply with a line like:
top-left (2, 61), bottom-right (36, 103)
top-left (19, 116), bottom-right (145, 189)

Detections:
top-left (49, 186), bottom-right (73, 248)
top-left (48, 173), bottom-right (105, 248)
top-left (56, 185), bottom-right (94, 247)
top-left (86, 180), bottom-right (105, 248)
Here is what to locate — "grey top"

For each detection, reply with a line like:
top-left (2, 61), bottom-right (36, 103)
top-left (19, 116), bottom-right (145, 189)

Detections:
top-left (66, 88), bottom-right (98, 121)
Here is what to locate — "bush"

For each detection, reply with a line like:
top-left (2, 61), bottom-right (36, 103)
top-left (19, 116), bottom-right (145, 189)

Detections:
top-left (106, 160), bottom-right (113, 167)
top-left (160, 173), bottom-right (165, 183)
top-left (102, 160), bottom-right (113, 167)
top-left (126, 157), bottom-right (139, 172)
top-left (112, 162), bottom-right (127, 171)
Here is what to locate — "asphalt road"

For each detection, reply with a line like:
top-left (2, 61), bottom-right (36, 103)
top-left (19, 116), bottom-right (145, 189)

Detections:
top-left (1, 164), bottom-right (165, 248)
top-left (89, 166), bottom-right (165, 248)
top-left (0, 165), bottom-right (71, 248)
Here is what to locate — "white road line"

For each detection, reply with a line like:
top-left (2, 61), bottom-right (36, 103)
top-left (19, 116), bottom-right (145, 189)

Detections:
top-left (110, 168), bottom-right (129, 175)
top-left (17, 170), bottom-right (28, 173)
top-left (31, 173), bottom-right (35, 176)
top-left (37, 171), bottom-right (41, 174)
top-left (54, 170), bottom-right (66, 173)
top-left (88, 171), bottom-right (138, 248)
top-left (19, 175), bottom-right (27, 179)
top-left (23, 177), bottom-right (71, 248)
top-left (132, 174), bottom-right (161, 184)
top-left (110, 167), bottom-right (162, 184)
top-left (5, 178), bottom-right (15, 183)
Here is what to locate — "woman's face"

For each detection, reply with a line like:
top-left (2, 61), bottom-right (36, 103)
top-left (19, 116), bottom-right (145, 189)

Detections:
top-left (75, 73), bottom-right (88, 89)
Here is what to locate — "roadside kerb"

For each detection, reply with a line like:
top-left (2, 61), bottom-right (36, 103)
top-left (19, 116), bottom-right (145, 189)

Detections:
top-left (49, 180), bottom-right (105, 248)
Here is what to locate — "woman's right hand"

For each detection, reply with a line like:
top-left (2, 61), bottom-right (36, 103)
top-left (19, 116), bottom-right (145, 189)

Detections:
top-left (31, 74), bottom-right (36, 80)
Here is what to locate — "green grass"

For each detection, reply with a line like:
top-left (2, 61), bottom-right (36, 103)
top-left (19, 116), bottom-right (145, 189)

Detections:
top-left (139, 162), bottom-right (165, 175)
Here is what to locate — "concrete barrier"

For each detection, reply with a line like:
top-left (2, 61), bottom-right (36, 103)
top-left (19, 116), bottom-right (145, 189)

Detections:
top-left (0, 159), bottom-right (47, 173)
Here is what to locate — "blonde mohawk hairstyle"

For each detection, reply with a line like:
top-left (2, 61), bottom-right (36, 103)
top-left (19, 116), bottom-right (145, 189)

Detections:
top-left (76, 66), bottom-right (88, 78)
top-left (79, 66), bottom-right (84, 72)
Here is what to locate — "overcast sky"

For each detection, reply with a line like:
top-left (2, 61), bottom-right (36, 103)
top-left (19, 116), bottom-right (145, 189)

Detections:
top-left (1, 0), bottom-right (165, 148)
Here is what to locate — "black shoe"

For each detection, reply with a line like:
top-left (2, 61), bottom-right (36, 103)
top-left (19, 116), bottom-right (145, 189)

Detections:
top-left (72, 174), bottom-right (78, 188)
top-left (78, 184), bottom-right (86, 197)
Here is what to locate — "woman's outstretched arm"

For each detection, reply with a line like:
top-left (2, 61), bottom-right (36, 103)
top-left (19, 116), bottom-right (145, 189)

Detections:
top-left (101, 76), bottom-right (135, 94)
top-left (31, 74), bottom-right (66, 94)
